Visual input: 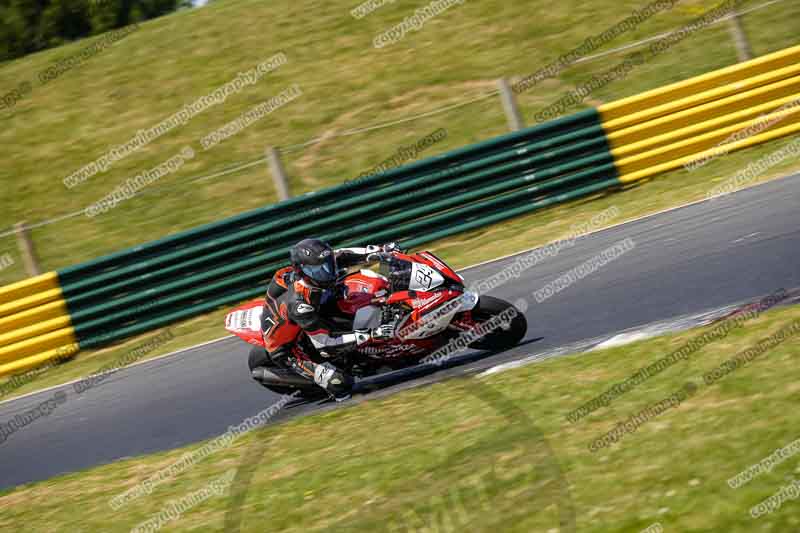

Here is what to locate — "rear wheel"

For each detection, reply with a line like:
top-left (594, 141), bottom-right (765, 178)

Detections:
top-left (248, 345), bottom-right (271, 371)
top-left (466, 295), bottom-right (527, 351)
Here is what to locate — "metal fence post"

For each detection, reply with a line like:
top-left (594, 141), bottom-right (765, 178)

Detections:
top-left (727, 13), bottom-right (753, 62)
top-left (14, 222), bottom-right (41, 276)
top-left (266, 146), bottom-right (291, 201)
top-left (497, 78), bottom-right (525, 132)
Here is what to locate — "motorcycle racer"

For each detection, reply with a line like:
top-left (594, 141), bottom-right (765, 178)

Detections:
top-left (258, 238), bottom-right (399, 401)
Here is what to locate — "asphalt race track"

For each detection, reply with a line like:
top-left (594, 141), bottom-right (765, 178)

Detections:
top-left (1, 174), bottom-right (799, 491)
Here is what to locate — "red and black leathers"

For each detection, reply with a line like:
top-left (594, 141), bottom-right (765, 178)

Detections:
top-left (261, 247), bottom-right (381, 389)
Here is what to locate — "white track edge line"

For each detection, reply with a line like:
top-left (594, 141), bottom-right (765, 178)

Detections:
top-left (0, 335), bottom-right (234, 407)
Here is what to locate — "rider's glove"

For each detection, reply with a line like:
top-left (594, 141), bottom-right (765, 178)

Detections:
top-left (364, 245), bottom-right (383, 262)
top-left (365, 243), bottom-right (401, 262)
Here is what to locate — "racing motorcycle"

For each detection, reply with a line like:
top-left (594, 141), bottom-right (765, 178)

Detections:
top-left (224, 250), bottom-right (527, 397)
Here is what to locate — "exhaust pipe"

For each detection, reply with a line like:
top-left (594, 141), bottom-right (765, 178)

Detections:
top-left (251, 367), bottom-right (315, 388)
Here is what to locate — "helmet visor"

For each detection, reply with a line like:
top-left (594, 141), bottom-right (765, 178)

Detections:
top-left (301, 256), bottom-right (337, 284)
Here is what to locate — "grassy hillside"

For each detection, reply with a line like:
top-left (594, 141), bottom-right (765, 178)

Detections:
top-left (0, 0), bottom-right (799, 286)
top-left (1, 302), bottom-right (799, 532)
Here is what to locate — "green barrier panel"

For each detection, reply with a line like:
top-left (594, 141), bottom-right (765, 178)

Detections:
top-left (76, 175), bottom-right (622, 347)
top-left (338, 166), bottom-right (620, 247)
top-left (69, 152), bottom-right (614, 328)
top-left (78, 286), bottom-right (267, 349)
top-left (60, 107), bottom-right (617, 348)
top-left (59, 109), bottom-right (601, 282)
top-left (64, 129), bottom-right (610, 302)
top-left (71, 161), bottom-right (617, 338)
top-left (400, 177), bottom-right (622, 248)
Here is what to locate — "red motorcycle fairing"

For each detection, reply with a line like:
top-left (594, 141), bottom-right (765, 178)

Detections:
top-left (224, 251), bottom-right (478, 363)
top-left (224, 299), bottom-right (270, 348)
top-left (337, 269), bottom-right (390, 315)
top-left (412, 251), bottom-right (464, 286)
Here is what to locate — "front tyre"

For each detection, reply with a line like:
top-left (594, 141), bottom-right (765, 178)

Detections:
top-left (466, 295), bottom-right (527, 351)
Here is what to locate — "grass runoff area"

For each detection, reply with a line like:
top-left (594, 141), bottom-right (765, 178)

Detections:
top-left (1, 299), bottom-right (799, 532)
top-left (2, 0), bottom-right (800, 400)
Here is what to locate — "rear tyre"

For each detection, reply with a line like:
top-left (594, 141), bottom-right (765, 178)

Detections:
top-left (247, 346), bottom-right (320, 397)
top-left (247, 345), bottom-right (271, 371)
top-left (467, 295), bottom-right (527, 351)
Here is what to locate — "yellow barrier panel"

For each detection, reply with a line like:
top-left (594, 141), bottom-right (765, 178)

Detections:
top-left (0, 315), bottom-right (74, 349)
top-left (607, 77), bottom-right (800, 148)
top-left (0, 287), bottom-right (65, 319)
top-left (0, 326), bottom-right (77, 364)
top-left (618, 121), bottom-right (800, 184)
top-left (611, 94), bottom-right (800, 160)
top-left (0, 272), bottom-right (60, 306)
top-left (614, 107), bottom-right (800, 175)
top-left (0, 299), bottom-right (71, 335)
top-left (599, 44), bottom-right (800, 121)
top-left (0, 343), bottom-right (79, 379)
top-left (602, 63), bottom-right (800, 132)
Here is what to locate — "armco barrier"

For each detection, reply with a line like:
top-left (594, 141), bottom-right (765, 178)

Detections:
top-left (0, 273), bottom-right (79, 378)
top-left (58, 108), bottom-right (616, 353)
top-left (1, 44), bottom-right (799, 378)
top-left (600, 44), bottom-right (800, 182)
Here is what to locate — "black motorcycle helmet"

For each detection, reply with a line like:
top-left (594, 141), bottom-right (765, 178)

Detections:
top-left (290, 238), bottom-right (337, 288)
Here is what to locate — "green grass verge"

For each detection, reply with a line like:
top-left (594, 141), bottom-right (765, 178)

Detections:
top-left (1, 302), bottom-right (798, 532)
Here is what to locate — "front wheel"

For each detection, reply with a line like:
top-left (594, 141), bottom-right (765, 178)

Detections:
top-left (466, 295), bottom-right (527, 351)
